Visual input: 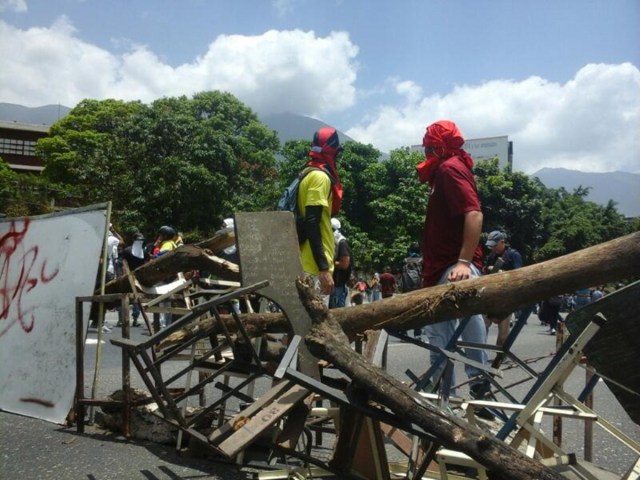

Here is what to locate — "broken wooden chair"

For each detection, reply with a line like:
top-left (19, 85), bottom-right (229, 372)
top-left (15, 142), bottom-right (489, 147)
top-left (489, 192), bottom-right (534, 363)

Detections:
top-left (438, 281), bottom-right (640, 480)
top-left (110, 281), bottom-right (270, 451)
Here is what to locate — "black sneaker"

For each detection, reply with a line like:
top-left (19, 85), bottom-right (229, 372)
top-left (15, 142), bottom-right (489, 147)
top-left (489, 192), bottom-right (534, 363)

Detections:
top-left (469, 381), bottom-right (495, 420)
top-left (469, 381), bottom-right (491, 399)
top-left (474, 407), bottom-right (495, 421)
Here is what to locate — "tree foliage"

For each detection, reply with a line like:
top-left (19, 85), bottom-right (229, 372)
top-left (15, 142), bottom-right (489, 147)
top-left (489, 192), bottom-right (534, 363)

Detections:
top-left (3, 90), bottom-right (635, 271)
top-left (474, 158), bottom-right (633, 264)
top-left (0, 158), bottom-right (57, 217)
top-left (36, 93), bottom-right (280, 240)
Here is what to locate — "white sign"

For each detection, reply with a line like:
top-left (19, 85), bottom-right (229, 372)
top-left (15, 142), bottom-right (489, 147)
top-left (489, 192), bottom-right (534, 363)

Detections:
top-left (463, 135), bottom-right (511, 169)
top-left (0, 204), bottom-right (107, 424)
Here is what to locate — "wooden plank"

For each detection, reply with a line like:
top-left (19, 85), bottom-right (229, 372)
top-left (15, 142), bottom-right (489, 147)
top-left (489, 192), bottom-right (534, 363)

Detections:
top-left (275, 395), bottom-right (314, 450)
top-left (216, 383), bottom-right (311, 458)
top-left (350, 417), bottom-right (391, 480)
top-left (234, 211), bottom-right (319, 378)
top-left (208, 379), bottom-right (294, 444)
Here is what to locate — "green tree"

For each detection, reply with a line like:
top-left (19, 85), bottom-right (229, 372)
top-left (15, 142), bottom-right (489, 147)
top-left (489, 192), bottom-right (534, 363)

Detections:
top-left (534, 186), bottom-right (630, 262)
top-left (37, 93), bottom-right (280, 240)
top-left (27, 95), bottom-right (637, 268)
top-left (0, 158), bottom-right (57, 217)
top-left (474, 158), bottom-right (545, 262)
top-left (362, 148), bottom-right (428, 269)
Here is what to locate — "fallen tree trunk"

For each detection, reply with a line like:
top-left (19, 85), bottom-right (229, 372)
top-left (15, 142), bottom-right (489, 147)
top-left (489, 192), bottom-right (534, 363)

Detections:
top-left (104, 244), bottom-right (240, 293)
top-left (337, 230), bottom-right (640, 334)
top-left (157, 232), bottom-right (639, 349)
top-left (299, 276), bottom-right (565, 480)
top-left (194, 227), bottom-right (235, 252)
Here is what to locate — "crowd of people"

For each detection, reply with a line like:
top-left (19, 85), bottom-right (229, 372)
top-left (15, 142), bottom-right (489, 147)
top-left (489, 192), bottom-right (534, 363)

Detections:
top-left (292, 120), bottom-right (615, 409)
top-left (90, 223), bottom-right (184, 333)
top-left (93, 121), bottom-right (614, 405)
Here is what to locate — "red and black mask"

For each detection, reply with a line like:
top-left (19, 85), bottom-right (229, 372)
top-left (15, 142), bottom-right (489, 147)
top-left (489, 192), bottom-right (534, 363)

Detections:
top-left (311, 127), bottom-right (343, 158)
top-left (308, 127), bottom-right (343, 214)
top-left (416, 120), bottom-right (473, 185)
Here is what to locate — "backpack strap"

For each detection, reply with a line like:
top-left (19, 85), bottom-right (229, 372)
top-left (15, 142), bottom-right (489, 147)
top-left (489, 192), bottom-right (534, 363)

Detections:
top-left (300, 166), bottom-right (336, 185)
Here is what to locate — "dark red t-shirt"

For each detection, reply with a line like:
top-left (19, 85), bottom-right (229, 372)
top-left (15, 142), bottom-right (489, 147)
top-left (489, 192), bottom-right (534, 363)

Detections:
top-left (421, 156), bottom-right (483, 287)
top-left (379, 272), bottom-right (396, 298)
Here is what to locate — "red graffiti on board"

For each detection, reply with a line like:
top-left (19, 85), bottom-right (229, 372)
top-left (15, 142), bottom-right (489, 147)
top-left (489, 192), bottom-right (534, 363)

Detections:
top-left (0, 220), bottom-right (60, 337)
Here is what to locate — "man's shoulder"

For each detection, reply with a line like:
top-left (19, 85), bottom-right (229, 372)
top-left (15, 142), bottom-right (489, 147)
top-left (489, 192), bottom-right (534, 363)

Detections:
top-left (504, 247), bottom-right (524, 267)
top-left (303, 168), bottom-right (331, 182)
top-left (440, 155), bottom-right (468, 171)
top-left (337, 237), bottom-right (350, 251)
top-left (506, 247), bottom-right (522, 258)
top-left (435, 157), bottom-right (476, 185)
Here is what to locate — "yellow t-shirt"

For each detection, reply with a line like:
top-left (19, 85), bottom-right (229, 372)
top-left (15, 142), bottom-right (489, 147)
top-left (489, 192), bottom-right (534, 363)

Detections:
top-left (159, 239), bottom-right (177, 253)
top-left (297, 169), bottom-right (334, 275)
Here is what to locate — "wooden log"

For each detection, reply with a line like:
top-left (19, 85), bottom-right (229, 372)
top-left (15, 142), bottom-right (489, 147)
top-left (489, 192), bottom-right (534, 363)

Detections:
top-left (334, 230), bottom-right (640, 334)
top-left (298, 276), bottom-right (565, 480)
top-left (156, 231), bottom-right (640, 349)
top-left (194, 227), bottom-right (235, 251)
top-left (104, 244), bottom-right (240, 293)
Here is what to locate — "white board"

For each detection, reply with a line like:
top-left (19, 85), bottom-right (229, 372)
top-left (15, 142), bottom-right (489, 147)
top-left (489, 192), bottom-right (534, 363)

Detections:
top-left (0, 204), bottom-right (108, 423)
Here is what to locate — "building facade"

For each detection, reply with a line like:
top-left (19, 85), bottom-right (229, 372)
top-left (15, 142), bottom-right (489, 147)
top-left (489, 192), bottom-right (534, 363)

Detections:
top-left (0, 121), bottom-right (49, 172)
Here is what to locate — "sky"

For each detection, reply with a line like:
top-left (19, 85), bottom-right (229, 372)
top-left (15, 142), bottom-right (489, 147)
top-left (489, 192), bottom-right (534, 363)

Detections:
top-left (0, 0), bottom-right (639, 174)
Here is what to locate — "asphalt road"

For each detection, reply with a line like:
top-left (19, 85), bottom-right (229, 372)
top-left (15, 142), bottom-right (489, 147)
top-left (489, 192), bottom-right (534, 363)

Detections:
top-left (1, 311), bottom-right (638, 479)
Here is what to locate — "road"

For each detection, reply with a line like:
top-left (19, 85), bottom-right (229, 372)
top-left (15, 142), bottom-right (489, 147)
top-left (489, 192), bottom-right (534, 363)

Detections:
top-left (1, 311), bottom-right (638, 479)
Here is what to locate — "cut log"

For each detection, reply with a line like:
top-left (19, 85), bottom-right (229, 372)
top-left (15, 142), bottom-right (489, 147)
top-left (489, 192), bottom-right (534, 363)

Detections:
top-left (335, 231), bottom-right (640, 334)
top-left (157, 231), bottom-right (640, 349)
top-left (298, 276), bottom-right (565, 480)
top-left (104, 244), bottom-right (240, 293)
top-left (194, 227), bottom-right (235, 252)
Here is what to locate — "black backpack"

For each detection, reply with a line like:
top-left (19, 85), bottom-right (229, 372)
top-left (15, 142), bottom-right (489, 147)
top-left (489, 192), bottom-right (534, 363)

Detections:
top-left (400, 256), bottom-right (423, 292)
top-left (275, 166), bottom-right (331, 243)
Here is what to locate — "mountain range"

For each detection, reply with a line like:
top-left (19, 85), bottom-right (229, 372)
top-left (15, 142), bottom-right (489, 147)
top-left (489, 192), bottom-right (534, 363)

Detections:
top-left (531, 168), bottom-right (639, 218)
top-left (1, 102), bottom-right (638, 217)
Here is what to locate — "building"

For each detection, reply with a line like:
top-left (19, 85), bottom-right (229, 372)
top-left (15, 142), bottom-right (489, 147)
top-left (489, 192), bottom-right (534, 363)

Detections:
top-left (0, 121), bottom-right (49, 172)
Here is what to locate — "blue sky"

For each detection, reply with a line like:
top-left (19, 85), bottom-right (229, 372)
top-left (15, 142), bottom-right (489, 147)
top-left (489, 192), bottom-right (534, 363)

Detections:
top-left (1, 0), bottom-right (639, 173)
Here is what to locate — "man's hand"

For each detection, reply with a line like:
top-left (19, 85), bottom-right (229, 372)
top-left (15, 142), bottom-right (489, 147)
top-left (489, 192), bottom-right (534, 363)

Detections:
top-left (448, 262), bottom-right (472, 282)
top-left (318, 270), bottom-right (335, 295)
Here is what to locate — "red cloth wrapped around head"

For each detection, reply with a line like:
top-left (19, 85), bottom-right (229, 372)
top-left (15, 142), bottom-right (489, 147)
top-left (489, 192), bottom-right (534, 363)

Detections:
top-left (307, 127), bottom-right (343, 214)
top-left (416, 120), bottom-right (474, 184)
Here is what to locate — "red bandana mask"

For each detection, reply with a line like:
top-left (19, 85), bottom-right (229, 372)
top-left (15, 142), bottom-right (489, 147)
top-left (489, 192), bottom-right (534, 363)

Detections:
top-left (416, 120), bottom-right (474, 185)
top-left (307, 127), bottom-right (343, 215)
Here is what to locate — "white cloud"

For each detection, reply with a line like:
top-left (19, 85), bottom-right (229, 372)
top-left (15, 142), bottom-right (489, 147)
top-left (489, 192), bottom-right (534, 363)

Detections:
top-left (272, 0), bottom-right (296, 17)
top-left (1, 16), bottom-right (637, 174)
top-left (347, 63), bottom-right (640, 174)
top-left (394, 80), bottom-right (423, 104)
top-left (0, 0), bottom-right (27, 13)
top-left (0, 19), bottom-right (358, 116)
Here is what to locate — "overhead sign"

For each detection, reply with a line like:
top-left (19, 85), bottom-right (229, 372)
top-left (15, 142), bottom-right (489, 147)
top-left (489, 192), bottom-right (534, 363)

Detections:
top-left (0, 204), bottom-right (107, 424)
top-left (409, 135), bottom-right (512, 170)
top-left (463, 135), bottom-right (511, 169)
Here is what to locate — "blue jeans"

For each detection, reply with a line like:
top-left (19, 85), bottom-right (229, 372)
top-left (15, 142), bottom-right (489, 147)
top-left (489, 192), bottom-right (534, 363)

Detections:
top-left (424, 264), bottom-right (488, 392)
top-left (329, 285), bottom-right (348, 308)
top-left (131, 302), bottom-right (140, 321)
top-left (575, 295), bottom-right (591, 310)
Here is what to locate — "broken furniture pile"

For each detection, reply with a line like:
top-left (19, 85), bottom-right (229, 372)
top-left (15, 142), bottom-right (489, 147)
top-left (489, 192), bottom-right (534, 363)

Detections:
top-left (75, 214), bottom-right (640, 479)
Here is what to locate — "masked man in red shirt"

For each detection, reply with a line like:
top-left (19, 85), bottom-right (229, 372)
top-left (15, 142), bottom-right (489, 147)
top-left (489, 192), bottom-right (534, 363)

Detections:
top-left (416, 120), bottom-right (489, 400)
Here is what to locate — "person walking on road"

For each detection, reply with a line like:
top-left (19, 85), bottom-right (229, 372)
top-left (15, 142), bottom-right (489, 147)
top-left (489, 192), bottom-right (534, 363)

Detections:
top-left (416, 119), bottom-right (490, 399)
top-left (483, 230), bottom-right (523, 346)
